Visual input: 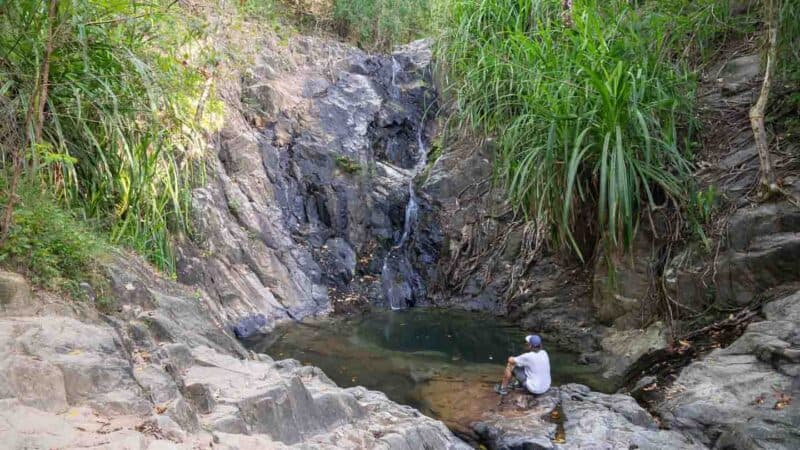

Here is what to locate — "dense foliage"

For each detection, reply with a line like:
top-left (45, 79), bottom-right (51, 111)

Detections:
top-left (331, 0), bottom-right (430, 50)
top-left (436, 0), bottom-right (745, 258)
top-left (0, 0), bottom-right (223, 272)
top-left (0, 180), bottom-right (102, 292)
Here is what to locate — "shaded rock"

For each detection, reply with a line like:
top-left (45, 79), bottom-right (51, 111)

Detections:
top-left (0, 270), bottom-right (32, 315)
top-left (592, 230), bottom-right (663, 330)
top-left (320, 238), bottom-right (357, 286)
top-left (422, 138), bottom-right (600, 354)
top-left (657, 289), bottom-right (800, 449)
top-left (718, 54), bottom-right (761, 96)
top-left (232, 314), bottom-right (268, 339)
top-left (664, 202), bottom-right (800, 315)
top-left (630, 375), bottom-right (658, 400)
top-left (715, 203), bottom-right (800, 307)
top-left (598, 322), bottom-right (669, 379)
top-left (663, 243), bottom-right (716, 314)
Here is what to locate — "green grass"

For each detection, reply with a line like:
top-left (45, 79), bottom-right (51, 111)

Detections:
top-left (0, 180), bottom-right (103, 293)
top-left (0, 0), bottom-right (223, 273)
top-left (777, 0), bottom-right (800, 81)
top-left (335, 155), bottom-right (363, 174)
top-left (331, 0), bottom-right (431, 50)
top-left (436, 0), bottom-right (744, 259)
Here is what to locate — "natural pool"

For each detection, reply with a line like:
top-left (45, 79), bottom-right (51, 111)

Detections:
top-left (245, 309), bottom-right (615, 430)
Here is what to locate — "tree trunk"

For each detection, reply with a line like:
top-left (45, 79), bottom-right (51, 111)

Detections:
top-left (749, 0), bottom-right (780, 194)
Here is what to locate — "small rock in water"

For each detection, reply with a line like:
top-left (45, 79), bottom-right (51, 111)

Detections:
top-left (232, 314), bottom-right (268, 339)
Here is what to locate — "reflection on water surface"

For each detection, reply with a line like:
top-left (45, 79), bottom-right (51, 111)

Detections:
top-left (245, 309), bottom-right (615, 425)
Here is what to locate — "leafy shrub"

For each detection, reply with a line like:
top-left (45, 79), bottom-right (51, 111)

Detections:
top-left (335, 155), bottom-right (363, 174)
top-left (0, 0), bottom-right (223, 272)
top-left (0, 182), bottom-right (102, 292)
top-left (437, 0), bottom-right (741, 258)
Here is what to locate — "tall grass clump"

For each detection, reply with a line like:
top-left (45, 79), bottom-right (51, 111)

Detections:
top-left (437, 0), bottom-right (739, 258)
top-left (1, 0), bottom-right (222, 272)
top-left (777, 0), bottom-right (800, 81)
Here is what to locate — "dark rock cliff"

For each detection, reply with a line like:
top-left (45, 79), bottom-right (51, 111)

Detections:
top-left (175, 38), bottom-right (438, 326)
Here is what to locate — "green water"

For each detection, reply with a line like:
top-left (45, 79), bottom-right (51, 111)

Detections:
top-left (246, 309), bottom-right (615, 417)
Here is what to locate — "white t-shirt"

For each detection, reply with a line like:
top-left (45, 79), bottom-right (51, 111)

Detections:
top-left (514, 349), bottom-right (551, 394)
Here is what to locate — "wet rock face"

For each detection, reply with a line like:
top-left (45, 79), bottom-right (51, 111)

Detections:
top-left (177, 36), bottom-right (437, 325)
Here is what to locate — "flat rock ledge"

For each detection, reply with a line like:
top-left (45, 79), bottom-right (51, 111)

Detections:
top-left (473, 385), bottom-right (702, 450)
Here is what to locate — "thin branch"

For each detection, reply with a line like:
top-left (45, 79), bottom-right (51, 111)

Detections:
top-left (749, 0), bottom-right (780, 195)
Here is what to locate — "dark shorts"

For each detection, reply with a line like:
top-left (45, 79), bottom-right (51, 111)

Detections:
top-left (513, 366), bottom-right (527, 383)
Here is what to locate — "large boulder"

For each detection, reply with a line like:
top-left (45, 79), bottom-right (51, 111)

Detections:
top-left (714, 203), bottom-right (800, 307)
top-left (596, 322), bottom-right (669, 380)
top-left (0, 316), bottom-right (151, 416)
top-left (657, 289), bottom-right (800, 449)
top-left (664, 202), bottom-right (800, 312)
top-left (473, 384), bottom-right (703, 449)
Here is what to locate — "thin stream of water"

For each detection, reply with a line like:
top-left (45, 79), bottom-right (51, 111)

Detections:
top-left (381, 56), bottom-right (428, 310)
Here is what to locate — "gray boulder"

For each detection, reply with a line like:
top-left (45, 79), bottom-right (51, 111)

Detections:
top-left (473, 385), bottom-right (702, 450)
top-left (715, 203), bottom-right (800, 307)
top-left (657, 289), bottom-right (800, 449)
top-left (0, 316), bottom-right (151, 416)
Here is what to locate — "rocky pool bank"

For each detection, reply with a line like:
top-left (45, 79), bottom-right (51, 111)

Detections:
top-left (1, 17), bottom-right (799, 450)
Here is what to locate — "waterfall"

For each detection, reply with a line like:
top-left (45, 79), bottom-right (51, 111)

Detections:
top-left (398, 125), bottom-right (427, 247)
top-left (381, 54), bottom-right (429, 310)
top-left (389, 56), bottom-right (402, 100)
top-left (382, 121), bottom-right (428, 310)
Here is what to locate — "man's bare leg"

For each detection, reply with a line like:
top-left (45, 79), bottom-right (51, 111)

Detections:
top-left (500, 359), bottom-right (515, 390)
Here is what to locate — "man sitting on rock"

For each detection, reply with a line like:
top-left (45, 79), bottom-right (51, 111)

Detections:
top-left (494, 334), bottom-right (551, 396)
